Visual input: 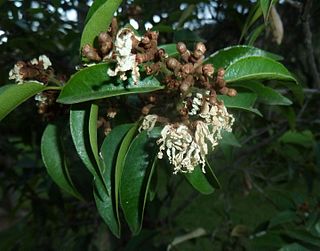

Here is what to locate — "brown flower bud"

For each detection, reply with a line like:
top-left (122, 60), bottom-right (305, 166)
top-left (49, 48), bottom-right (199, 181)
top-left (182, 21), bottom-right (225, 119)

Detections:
top-left (227, 88), bottom-right (237, 97)
top-left (180, 82), bottom-right (190, 93)
top-left (166, 58), bottom-right (181, 71)
top-left (156, 48), bottom-right (166, 59)
top-left (202, 64), bottom-right (214, 77)
top-left (141, 36), bottom-right (150, 45)
top-left (217, 68), bottom-right (225, 77)
top-left (82, 44), bottom-right (101, 62)
top-left (181, 63), bottom-right (194, 75)
top-left (177, 42), bottom-right (187, 54)
top-left (216, 77), bottom-right (226, 87)
top-left (98, 32), bottom-right (113, 55)
top-left (195, 42), bottom-right (206, 54)
top-left (220, 87), bottom-right (229, 95)
top-left (141, 104), bottom-right (154, 115)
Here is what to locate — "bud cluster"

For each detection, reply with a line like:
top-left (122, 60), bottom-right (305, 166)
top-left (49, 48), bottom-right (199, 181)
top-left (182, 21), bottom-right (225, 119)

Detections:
top-left (9, 55), bottom-right (53, 84)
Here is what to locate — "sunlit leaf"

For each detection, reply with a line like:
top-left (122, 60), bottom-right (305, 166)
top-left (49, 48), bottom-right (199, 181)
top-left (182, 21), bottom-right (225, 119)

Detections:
top-left (57, 63), bottom-right (164, 104)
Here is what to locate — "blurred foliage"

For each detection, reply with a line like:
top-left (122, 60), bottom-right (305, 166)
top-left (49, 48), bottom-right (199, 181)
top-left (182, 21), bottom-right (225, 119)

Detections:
top-left (1, 0), bottom-right (320, 250)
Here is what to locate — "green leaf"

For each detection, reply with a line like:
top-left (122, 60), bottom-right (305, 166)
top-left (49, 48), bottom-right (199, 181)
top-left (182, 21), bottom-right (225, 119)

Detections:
top-left (88, 103), bottom-right (102, 171)
top-left (278, 243), bottom-right (310, 251)
top-left (94, 124), bottom-right (134, 237)
top-left (185, 167), bottom-right (215, 195)
top-left (41, 124), bottom-right (81, 199)
top-left (230, 81), bottom-right (292, 106)
top-left (269, 211), bottom-right (298, 228)
top-left (80, 0), bottom-right (122, 49)
top-left (204, 45), bottom-right (282, 69)
top-left (70, 104), bottom-right (100, 177)
top-left (0, 82), bottom-right (46, 121)
top-left (260, 0), bottom-right (273, 21)
top-left (84, 0), bottom-right (106, 24)
top-left (279, 130), bottom-right (315, 148)
top-left (120, 130), bottom-right (159, 234)
top-left (159, 43), bottom-right (178, 57)
top-left (283, 229), bottom-right (320, 247)
top-left (204, 159), bottom-right (221, 189)
top-left (220, 131), bottom-right (242, 147)
top-left (224, 56), bottom-right (296, 83)
top-left (247, 24), bottom-right (266, 45)
top-left (240, 3), bottom-right (263, 42)
top-left (218, 92), bottom-right (262, 116)
top-left (57, 63), bottom-right (164, 104)
top-left (115, 124), bottom-right (139, 228)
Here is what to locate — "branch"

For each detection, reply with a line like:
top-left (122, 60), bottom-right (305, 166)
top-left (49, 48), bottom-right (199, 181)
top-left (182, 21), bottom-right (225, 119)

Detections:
top-left (301, 0), bottom-right (320, 89)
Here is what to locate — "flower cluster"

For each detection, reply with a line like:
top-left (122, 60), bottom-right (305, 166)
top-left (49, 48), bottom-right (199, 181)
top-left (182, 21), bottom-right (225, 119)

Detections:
top-left (9, 55), bottom-right (53, 84)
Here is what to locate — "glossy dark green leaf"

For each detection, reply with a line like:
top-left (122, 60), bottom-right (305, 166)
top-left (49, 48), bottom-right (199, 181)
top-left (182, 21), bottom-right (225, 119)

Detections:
top-left (70, 104), bottom-right (99, 177)
top-left (204, 45), bottom-right (282, 69)
top-left (230, 81), bottom-right (292, 106)
top-left (120, 130), bottom-right (158, 234)
top-left (224, 56), bottom-right (296, 83)
top-left (41, 124), bottom-right (81, 199)
top-left (0, 82), bottom-right (46, 121)
top-left (80, 0), bottom-right (122, 49)
top-left (114, 124), bottom-right (139, 227)
top-left (88, 103), bottom-right (102, 171)
top-left (84, 0), bottom-right (106, 24)
top-left (57, 63), bottom-right (164, 104)
top-left (269, 211), bottom-right (298, 228)
top-left (94, 124), bottom-right (134, 237)
top-left (218, 92), bottom-right (262, 116)
top-left (184, 167), bottom-right (214, 195)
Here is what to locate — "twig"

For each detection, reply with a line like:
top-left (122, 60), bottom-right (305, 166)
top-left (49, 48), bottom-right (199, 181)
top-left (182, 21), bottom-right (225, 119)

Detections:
top-left (301, 0), bottom-right (320, 89)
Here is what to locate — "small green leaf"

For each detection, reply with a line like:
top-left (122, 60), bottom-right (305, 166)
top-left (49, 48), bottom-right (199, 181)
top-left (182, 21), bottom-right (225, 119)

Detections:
top-left (57, 63), bottom-right (164, 104)
top-left (185, 167), bottom-right (215, 195)
top-left (260, 0), bottom-right (273, 21)
top-left (120, 130), bottom-right (158, 234)
top-left (240, 3), bottom-right (263, 41)
top-left (0, 82), bottom-right (46, 121)
top-left (41, 124), bottom-right (81, 199)
top-left (94, 124), bottom-right (134, 237)
top-left (204, 45), bottom-right (282, 69)
top-left (224, 56), bottom-right (296, 83)
top-left (231, 81), bottom-right (292, 106)
top-left (218, 92), bottom-right (262, 116)
top-left (80, 0), bottom-right (122, 49)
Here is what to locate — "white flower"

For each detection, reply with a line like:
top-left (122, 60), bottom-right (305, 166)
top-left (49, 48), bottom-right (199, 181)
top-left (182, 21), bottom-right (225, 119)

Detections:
top-left (9, 62), bottom-right (24, 84)
top-left (107, 28), bottom-right (141, 83)
top-left (38, 55), bottom-right (52, 69)
top-left (157, 124), bottom-right (205, 174)
top-left (139, 114), bottom-right (158, 132)
top-left (189, 93), bottom-right (203, 115)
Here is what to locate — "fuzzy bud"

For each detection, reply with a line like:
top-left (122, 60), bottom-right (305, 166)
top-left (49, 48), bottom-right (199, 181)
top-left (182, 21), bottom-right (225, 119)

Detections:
top-left (217, 68), bottom-right (225, 77)
top-left (98, 32), bottom-right (113, 55)
top-left (177, 42), bottom-right (187, 54)
top-left (82, 44), bottom-right (101, 62)
top-left (195, 42), bottom-right (206, 54)
top-left (202, 64), bottom-right (214, 77)
top-left (166, 58), bottom-right (181, 71)
top-left (227, 88), bottom-right (237, 97)
top-left (220, 87), bottom-right (229, 95)
top-left (181, 63), bottom-right (194, 75)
